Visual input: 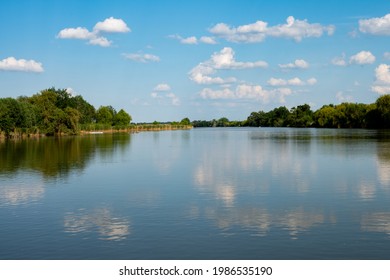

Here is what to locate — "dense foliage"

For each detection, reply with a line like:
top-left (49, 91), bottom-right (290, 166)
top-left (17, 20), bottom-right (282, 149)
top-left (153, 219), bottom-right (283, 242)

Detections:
top-left (193, 95), bottom-right (390, 129)
top-left (0, 87), bottom-right (132, 137)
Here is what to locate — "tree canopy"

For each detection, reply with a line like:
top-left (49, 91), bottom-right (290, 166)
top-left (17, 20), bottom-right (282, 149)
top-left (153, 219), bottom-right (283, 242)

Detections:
top-left (0, 87), bottom-right (132, 137)
top-left (192, 95), bottom-right (390, 129)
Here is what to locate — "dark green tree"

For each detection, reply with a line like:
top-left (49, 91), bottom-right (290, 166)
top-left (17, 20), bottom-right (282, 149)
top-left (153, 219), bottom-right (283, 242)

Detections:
top-left (180, 117), bottom-right (191, 125)
top-left (113, 109), bottom-right (131, 126)
top-left (96, 106), bottom-right (114, 124)
top-left (376, 94), bottom-right (390, 128)
top-left (0, 98), bottom-right (23, 137)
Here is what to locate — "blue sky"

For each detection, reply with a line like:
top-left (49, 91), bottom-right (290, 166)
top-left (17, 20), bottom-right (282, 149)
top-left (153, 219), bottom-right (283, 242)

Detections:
top-left (1, 0), bottom-right (390, 122)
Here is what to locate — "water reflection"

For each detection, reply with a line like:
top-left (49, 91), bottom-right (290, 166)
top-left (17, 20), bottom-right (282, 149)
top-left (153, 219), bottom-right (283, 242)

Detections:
top-left (64, 208), bottom-right (131, 241)
top-left (361, 212), bottom-right (390, 236)
top-left (376, 142), bottom-right (390, 188)
top-left (0, 134), bottom-right (131, 178)
top-left (199, 206), bottom-right (326, 239)
top-left (0, 176), bottom-right (44, 206)
top-left (192, 128), bottom-right (390, 239)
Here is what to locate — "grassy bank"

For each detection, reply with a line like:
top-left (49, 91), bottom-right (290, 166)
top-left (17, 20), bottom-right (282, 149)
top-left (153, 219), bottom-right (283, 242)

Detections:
top-left (1, 124), bottom-right (193, 139)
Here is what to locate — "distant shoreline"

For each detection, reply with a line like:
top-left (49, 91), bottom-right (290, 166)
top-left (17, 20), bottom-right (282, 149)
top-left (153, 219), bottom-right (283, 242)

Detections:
top-left (0, 124), bottom-right (193, 140)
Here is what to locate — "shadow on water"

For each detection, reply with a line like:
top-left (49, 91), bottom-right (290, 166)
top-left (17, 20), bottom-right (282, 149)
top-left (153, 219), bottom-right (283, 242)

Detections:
top-left (0, 133), bottom-right (132, 178)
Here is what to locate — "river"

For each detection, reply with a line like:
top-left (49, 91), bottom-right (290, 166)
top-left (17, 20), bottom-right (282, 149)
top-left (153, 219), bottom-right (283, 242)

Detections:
top-left (1, 128), bottom-right (390, 259)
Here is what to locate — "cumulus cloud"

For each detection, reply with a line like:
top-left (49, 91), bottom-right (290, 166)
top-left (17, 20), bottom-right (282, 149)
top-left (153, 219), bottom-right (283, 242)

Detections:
top-left (169, 34), bottom-right (217, 45)
top-left (209, 16), bottom-right (335, 43)
top-left (200, 36), bottom-right (217, 44)
top-left (332, 51), bottom-right (376, 66)
top-left (122, 53), bottom-right (160, 63)
top-left (279, 59), bottom-right (309, 70)
top-left (166, 93), bottom-right (180, 106)
top-left (331, 53), bottom-right (347, 66)
top-left (372, 64), bottom-right (390, 94)
top-left (359, 14), bottom-right (390, 36)
top-left (93, 17), bottom-right (130, 33)
top-left (151, 84), bottom-right (180, 106)
top-left (57, 27), bottom-right (94, 40)
top-left (349, 51), bottom-right (376, 65)
top-left (0, 56), bottom-right (44, 72)
top-left (189, 47), bottom-right (267, 84)
top-left (88, 36), bottom-right (112, 47)
top-left (267, 77), bottom-right (317, 86)
top-left (154, 83), bottom-right (171, 91)
top-left (200, 84), bottom-right (292, 103)
top-left (336, 91), bottom-right (354, 102)
top-left (57, 17), bottom-right (130, 47)
top-left (211, 47), bottom-right (268, 69)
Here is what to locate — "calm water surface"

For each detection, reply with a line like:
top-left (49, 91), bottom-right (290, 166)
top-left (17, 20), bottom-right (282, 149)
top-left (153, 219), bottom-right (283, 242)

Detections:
top-left (1, 128), bottom-right (390, 259)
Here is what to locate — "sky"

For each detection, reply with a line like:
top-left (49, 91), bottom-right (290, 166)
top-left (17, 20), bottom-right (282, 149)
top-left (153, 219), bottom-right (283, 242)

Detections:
top-left (1, 0), bottom-right (390, 122)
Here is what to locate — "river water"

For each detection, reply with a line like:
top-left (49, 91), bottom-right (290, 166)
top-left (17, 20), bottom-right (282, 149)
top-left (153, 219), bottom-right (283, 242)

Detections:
top-left (1, 128), bottom-right (390, 259)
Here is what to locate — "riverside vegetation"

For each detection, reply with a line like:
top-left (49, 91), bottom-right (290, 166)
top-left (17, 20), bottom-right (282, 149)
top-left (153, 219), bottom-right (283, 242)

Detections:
top-left (1, 88), bottom-right (389, 138)
top-left (0, 88), bottom-right (191, 138)
top-left (193, 94), bottom-right (390, 129)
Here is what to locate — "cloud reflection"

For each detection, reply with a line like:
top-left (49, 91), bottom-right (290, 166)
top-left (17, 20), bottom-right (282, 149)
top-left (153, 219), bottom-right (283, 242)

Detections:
top-left (361, 212), bottom-right (390, 236)
top-left (64, 208), bottom-right (130, 241)
top-left (0, 179), bottom-right (44, 206)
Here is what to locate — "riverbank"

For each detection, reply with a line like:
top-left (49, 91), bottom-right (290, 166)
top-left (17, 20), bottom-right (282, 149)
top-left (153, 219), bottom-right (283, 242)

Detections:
top-left (81, 124), bottom-right (193, 134)
top-left (0, 124), bottom-right (193, 140)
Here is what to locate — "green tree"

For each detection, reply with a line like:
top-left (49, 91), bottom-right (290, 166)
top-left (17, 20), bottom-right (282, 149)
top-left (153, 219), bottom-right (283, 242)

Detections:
top-left (96, 106), bottom-right (114, 124)
top-left (217, 117), bottom-right (230, 127)
top-left (268, 106), bottom-right (290, 127)
top-left (314, 105), bottom-right (338, 128)
top-left (376, 94), bottom-right (390, 128)
top-left (0, 98), bottom-right (23, 137)
top-left (29, 88), bottom-right (58, 131)
top-left (287, 104), bottom-right (313, 127)
top-left (64, 107), bottom-right (81, 134)
top-left (180, 117), bottom-right (191, 125)
top-left (70, 95), bottom-right (96, 124)
top-left (113, 109), bottom-right (131, 126)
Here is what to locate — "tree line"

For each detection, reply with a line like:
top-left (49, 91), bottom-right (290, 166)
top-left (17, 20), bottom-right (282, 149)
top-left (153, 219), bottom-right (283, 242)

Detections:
top-left (192, 95), bottom-right (390, 129)
top-left (0, 87), bottom-right (132, 137)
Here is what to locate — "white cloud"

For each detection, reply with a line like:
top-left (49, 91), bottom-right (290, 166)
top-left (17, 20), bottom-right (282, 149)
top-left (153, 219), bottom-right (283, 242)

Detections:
top-left (349, 51), bottom-right (376, 65)
top-left (200, 84), bottom-right (292, 103)
top-left (151, 84), bottom-right (180, 106)
top-left (122, 53), bottom-right (160, 63)
top-left (57, 17), bottom-right (130, 47)
top-left (181, 36), bottom-right (198, 44)
top-left (66, 88), bottom-right (77, 96)
top-left (331, 53), bottom-right (347, 66)
top-left (200, 87), bottom-right (236, 99)
top-left (359, 14), bottom-right (390, 35)
top-left (336, 91), bottom-right (354, 102)
top-left (170, 34), bottom-right (217, 45)
top-left (384, 52), bottom-right (390, 60)
top-left (267, 77), bottom-right (317, 86)
top-left (57, 27), bottom-right (94, 40)
top-left (189, 47), bottom-right (267, 85)
top-left (154, 83), bottom-right (171, 91)
top-left (307, 78), bottom-right (317, 85)
top-left (88, 36), bottom-right (112, 47)
top-left (375, 64), bottom-right (390, 83)
top-left (372, 64), bottom-right (390, 94)
top-left (0, 56), bottom-right (44, 72)
top-left (209, 16), bottom-right (334, 43)
top-left (332, 51), bottom-right (376, 66)
top-left (211, 47), bottom-right (268, 69)
top-left (93, 17), bottom-right (130, 33)
top-left (279, 59), bottom-right (309, 70)
top-left (199, 36), bottom-right (217, 44)
top-left (166, 93), bottom-right (180, 106)
top-left (189, 64), bottom-right (234, 84)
